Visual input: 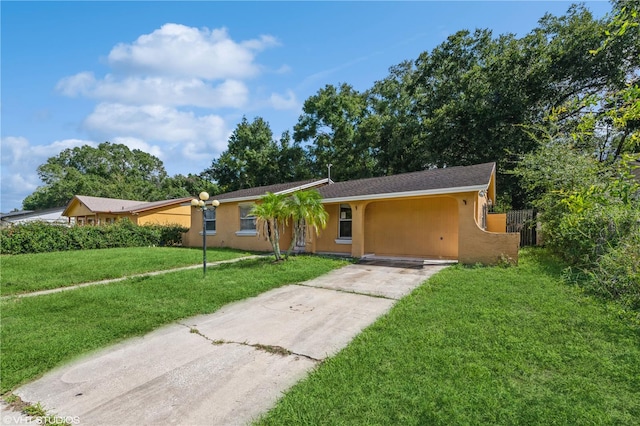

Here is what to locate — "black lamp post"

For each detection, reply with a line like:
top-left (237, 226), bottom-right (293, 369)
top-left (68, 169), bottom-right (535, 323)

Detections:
top-left (191, 191), bottom-right (219, 277)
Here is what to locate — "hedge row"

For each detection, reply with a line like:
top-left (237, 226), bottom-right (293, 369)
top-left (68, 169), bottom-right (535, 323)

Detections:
top-left (0, 220), bottom-right (188, 255)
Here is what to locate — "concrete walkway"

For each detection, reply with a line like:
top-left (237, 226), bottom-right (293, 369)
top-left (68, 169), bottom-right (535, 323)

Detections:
top-left (3, 261), bottom-right (447, 426)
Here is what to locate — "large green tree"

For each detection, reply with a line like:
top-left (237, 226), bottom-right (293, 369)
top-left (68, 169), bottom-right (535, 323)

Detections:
top-left (363, 60), bottom-right (425, 175)
top-left (160, 173), bottom-right (220, 200)
top-left (294, 83), bottom-right (377, 181)
top-left (205, 117), bottom-right (311, 193)
top-left (23, 142), bottom-right (169, 209)
top-left (407, 4), bottom-right (638, 207)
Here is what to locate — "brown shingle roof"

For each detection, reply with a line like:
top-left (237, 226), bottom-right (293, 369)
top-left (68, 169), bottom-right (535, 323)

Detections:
top-left (75, 195), bottom-right (142, 213)
top-left (210, 162), bottom-right (495, 203)
top-left (318, 162), bottom-right (496, 201)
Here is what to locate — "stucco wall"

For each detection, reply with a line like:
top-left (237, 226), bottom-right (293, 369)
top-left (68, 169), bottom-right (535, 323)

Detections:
top-left (486, 213), bottom-right (506, 233)
top-left (138, 205), bottom-right (191, 227)
top-left (65, 200), bottom-right (94, 217)
top-left (183, 191), bottom-right (519, 265)
top-left (182, 201), bottom-right (292, 252)
top-left (314, 203), bottom-right (352, 254)
top-left (364, 197), bottom-right (458, 259)
top-left (456, 194), bottom-right (519, 265)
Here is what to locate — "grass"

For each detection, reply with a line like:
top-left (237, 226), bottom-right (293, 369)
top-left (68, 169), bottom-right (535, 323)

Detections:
top-left (257, 249), bottom-right (640, 425)
top-left (0, 254), bottom-right (349, 393)
top-left (0, 247), bottom-right (252, 296)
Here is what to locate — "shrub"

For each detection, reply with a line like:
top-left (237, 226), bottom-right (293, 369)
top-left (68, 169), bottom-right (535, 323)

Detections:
top-left (548, 202), bottom-right (640, 269)
top-left (590, 230), bottom-right (640, 313)
top-left (0, 220), bottom-right (188, 255)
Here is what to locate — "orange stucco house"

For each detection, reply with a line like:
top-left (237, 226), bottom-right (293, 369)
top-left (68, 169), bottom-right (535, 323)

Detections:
top-left (183, 162), bottom-right (520, 265)
top-left (62, 195), bottom-right (192, 227)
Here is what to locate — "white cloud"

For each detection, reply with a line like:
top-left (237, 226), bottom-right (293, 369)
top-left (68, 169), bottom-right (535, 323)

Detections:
top-left (56, 72), bottom-right (96, 97)
top-left (275, 64), bottom-right (292, 74)
top-left (57, 74), bottom-right (249, 108)
top-left (108, 24), bottom-right (279, 79)
top-left (82, 103), bottom-right (230, 166)
top-left (1, 136), bottom-right (96, 169)
top-left (56, 24), bottom-right (280, 109)
top-left (269, 90), bottom-right (298, 110)
top-left (84, 103), bottom-right (227, 145)
top-left (0, 136), bottom-right (96, 211)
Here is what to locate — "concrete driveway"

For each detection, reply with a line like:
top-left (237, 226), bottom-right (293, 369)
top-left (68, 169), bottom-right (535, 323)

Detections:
top-left (5, 261), bottom-right (447, 426)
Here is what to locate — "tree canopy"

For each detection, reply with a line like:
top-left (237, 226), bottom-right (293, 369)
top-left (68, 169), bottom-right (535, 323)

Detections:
top-left (204, 116), bottom-right (311, 193)
top-left (23, 142), bottom-right (170, 209)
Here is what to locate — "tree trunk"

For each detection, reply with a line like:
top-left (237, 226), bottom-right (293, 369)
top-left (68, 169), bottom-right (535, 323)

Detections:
top-left (272, 219), bottom-right (282, 260)
top-left (286, 219), bottom-right (301, 259)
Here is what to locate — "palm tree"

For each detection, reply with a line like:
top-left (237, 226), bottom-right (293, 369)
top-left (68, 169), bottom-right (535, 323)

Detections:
top-left (250, 192), bottom-right (288, 261)
top-left (285, 189), bottom-right (328, 259)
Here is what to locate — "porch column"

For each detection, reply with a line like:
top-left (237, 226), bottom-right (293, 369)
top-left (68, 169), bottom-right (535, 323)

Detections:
top-left (349, 201), bottom-right (368, 258)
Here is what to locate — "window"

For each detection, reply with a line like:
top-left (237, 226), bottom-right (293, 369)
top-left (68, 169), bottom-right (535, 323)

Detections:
top-left (338, 204), bottom-right (352, 239)
top-left (204, 209), bottom-right (216, 233)
top-left (238, 205), bottom-right (256, 234)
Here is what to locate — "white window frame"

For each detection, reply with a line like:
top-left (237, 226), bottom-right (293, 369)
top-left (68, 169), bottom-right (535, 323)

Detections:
top-left (200, 208), bottom-right (217, 236)
top-left (236, 204), bottom-right (257, 236)
top-left (335, 204), bottom-right (352, 244)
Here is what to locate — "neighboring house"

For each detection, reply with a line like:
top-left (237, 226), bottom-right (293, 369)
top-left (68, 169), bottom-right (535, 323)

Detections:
top-left (1, 208), bottom-right (67, 228)
top-left (62, 195), bottom-right (193, 227)
top-left (183, 162), bottom-right (520, 264)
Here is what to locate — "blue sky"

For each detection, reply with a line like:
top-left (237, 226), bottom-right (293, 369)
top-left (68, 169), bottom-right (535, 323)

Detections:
top-left (1, 1), bottom-right (613, 211)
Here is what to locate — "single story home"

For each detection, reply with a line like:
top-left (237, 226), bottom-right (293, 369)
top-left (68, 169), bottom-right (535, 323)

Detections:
top-left (1, 208), bottom-right (67, 228)
top-left (62, 195), bottom-right (192, 227)
top-left (182, 162), bottom-right (520, 264)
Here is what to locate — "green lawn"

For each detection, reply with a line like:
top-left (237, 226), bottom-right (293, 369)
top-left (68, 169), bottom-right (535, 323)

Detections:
top-left (0, 247), bottom-right (252, 296)
top-left (0, 254), bottom-right (349, 392)
top-left (257, 249), bottom-right (640, 425)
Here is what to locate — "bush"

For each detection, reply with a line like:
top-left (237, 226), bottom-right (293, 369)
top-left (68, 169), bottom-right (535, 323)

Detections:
top-left (590, 230), bottom-right (640, 313)
top-left (517, 150), bottom-right (640, 317)
top-left (548, 203), bottom-right (640, 269)
top-left (0, 220), bottom-right (188, 255)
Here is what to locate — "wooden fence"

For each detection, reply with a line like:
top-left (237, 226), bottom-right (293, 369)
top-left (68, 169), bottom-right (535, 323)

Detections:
top-left (506, 209), bottom-right (538, 247)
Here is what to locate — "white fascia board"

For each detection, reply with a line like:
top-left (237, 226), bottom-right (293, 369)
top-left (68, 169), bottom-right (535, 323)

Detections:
top-left (321, 184), bottom-right (488, 204)
top-left (217, 179), bottom-right (330, 204)
top-left (275, 179), bottom-right (330, 195)
top-left (215, 195), bottom-right (260, 204)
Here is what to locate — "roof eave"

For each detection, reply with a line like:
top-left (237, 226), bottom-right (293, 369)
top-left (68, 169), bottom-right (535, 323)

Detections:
top-left (274, 178), bottom-right (330, 195)
top-left (321, 184), bottom-right (489, 204)
top-left (217, 179), bottom-right (330, 204)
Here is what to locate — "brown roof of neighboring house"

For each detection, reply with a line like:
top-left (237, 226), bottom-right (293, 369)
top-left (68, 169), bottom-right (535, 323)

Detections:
top-left (63, 195), bottom-right (192, 216)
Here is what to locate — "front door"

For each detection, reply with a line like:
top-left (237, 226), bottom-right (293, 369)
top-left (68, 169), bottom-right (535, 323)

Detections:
top-left (295, 220), bottom-right (306, 252)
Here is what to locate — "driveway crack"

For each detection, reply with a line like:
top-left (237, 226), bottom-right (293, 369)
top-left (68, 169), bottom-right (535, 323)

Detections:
top-left (295, 282), bottom-right (397, 300)
top-left (178, 323), bottom-right (322, 363)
